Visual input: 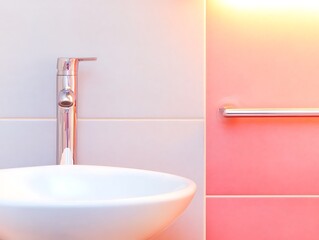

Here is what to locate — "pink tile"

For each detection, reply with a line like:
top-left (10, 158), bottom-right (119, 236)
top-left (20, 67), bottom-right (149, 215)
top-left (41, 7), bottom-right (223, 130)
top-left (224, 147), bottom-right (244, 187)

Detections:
top-left (207, 1), bottom-right (319, 194)
top-left (207, 197), bottom-right (319, 240)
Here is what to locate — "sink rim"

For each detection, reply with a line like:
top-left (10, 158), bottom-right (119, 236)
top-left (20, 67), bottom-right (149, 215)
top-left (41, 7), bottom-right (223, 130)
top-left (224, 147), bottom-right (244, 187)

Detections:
top-left (0, 165), bottom-right (196, 207)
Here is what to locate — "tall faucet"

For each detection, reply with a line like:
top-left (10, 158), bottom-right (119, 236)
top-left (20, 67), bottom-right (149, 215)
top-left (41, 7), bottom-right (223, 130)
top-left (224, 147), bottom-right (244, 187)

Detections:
top-left (57, 57), bottom-right (97, 165)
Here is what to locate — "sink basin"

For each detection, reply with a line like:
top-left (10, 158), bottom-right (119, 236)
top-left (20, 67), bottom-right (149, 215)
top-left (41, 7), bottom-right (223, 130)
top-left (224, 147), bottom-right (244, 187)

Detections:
top-left (0, 165), bottom-right (196, 240)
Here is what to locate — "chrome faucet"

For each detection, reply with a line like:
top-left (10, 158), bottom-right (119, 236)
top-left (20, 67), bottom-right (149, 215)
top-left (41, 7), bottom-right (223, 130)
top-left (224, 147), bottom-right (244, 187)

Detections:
top-left (57, 57), bottom-right (96, 165)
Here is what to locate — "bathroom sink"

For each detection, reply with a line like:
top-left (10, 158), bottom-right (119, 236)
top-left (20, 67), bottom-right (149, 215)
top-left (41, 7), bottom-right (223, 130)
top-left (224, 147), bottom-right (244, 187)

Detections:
top-left (0, 165), bottom-right (196, 240)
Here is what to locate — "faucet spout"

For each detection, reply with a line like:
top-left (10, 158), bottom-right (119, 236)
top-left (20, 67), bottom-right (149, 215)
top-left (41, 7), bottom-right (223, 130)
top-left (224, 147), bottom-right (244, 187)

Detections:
top-left (56, 57), bottom-right (96, 165)
top-left (58, 89), bottom-right (74, 108)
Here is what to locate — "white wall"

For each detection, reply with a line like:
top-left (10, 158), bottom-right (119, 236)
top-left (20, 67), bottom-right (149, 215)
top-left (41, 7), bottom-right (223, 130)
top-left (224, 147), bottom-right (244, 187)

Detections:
top-left (0, 1), bottom-right (204, 239)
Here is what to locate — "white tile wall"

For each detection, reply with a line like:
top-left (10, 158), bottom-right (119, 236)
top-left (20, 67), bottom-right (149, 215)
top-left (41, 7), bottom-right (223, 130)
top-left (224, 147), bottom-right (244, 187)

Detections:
top-left (78, 120), bottom-right (204, 240)
top-left (0, 0), bottom-right (204, 118)
top-left (0, 1), bottom-right (204, 239)
top-left (0, 120), bottom-right (55, 168)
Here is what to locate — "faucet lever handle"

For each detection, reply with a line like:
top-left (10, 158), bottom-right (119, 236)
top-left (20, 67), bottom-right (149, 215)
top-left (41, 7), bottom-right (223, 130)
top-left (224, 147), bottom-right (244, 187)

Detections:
top-left (57, 57), bottom-right (97, 76)
top-left (78, 57), bottom-right (97, 62)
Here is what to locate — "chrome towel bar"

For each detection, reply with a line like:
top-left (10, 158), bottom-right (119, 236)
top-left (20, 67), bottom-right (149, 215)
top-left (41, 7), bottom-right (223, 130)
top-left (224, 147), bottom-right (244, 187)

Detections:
top-left (220, 106), bottom-right (319, 117)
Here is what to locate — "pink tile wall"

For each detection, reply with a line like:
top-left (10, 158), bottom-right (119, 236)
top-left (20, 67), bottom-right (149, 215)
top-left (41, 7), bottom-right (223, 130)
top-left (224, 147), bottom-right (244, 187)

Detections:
top-left (207, 0), bottom-right (319, 239)
top-left (207, 197), bottom-right (319, 240)
top-left (207, 1), bottom-right (319, 194)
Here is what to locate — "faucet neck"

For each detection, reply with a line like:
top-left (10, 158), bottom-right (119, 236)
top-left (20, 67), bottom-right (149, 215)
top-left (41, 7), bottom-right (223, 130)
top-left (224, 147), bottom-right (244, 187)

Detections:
top-left (56, 57), bottom-right (96, 165)
top-left (57, 74), bottom-right (77, 165)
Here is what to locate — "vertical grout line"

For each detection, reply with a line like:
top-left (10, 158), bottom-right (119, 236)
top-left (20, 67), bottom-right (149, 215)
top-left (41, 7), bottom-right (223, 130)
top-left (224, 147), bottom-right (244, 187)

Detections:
top-left (203, 0), bottom-right (207, 239)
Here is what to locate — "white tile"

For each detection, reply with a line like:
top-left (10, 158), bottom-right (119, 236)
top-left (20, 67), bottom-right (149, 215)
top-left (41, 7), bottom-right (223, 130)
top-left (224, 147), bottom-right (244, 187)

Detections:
top-left (0, 0), bottom-right (204, 118)
top-left (151, 188), bottom-right (205, 240)
top-left (77, 120), bottom-right (204, 240)
top-left (0, 120), bottom-right (55, 168)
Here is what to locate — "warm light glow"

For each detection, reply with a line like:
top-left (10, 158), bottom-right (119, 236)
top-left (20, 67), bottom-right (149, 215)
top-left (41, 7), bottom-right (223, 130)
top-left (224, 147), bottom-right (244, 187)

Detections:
top-left (220, 0), bottom-right (319, 10)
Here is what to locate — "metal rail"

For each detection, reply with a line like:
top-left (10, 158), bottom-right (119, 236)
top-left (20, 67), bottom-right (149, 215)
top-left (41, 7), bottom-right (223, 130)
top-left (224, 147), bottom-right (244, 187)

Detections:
top-left (220, 106), bottom-right (319, 117)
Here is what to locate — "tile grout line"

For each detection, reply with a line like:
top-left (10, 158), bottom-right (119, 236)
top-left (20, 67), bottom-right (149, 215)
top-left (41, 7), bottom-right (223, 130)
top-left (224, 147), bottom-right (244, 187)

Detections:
top-left (0, 118), bottom-right (204, 121)
top-left (0, 118), bottom-right (55, 121)
top-left (79, 118), bottom-right (204, 122)
top-left (206, 195), bottom-right (319, 198)
top-left (203, 0), bottom-right (207, 237)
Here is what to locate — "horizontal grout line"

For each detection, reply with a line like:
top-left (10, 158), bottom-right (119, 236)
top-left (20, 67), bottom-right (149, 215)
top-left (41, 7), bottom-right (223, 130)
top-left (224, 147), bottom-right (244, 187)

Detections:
top-left (206, 195), bottom-right (319, 198)
top-left (0, 118), bottom-right (55, 121)
top-left (79, 118), bottom-right (204, 122)
top-left (0, 118), bottom-right (204, 122)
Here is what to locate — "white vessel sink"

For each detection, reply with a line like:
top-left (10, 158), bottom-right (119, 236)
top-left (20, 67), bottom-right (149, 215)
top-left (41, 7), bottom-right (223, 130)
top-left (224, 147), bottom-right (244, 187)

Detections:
top-left (0, 165), bottom-right (196, 240)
